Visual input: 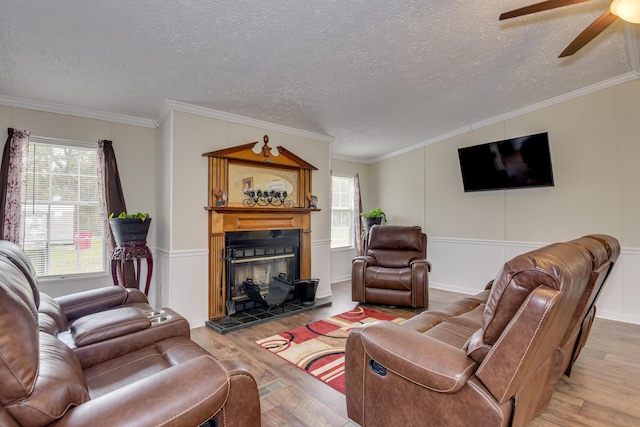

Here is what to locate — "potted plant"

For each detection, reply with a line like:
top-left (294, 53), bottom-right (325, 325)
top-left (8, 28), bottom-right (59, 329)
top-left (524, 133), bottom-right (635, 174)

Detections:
top-left (108, 212), bottom-right (152, 245)
top-left (361, 207), bottom-right (387, 235)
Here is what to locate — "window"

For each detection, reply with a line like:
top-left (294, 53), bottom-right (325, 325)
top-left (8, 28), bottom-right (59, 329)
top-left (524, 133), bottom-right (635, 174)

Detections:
top-left (20, 138), bottom-right (105, 277)
top-left (331, 175), bottom-right (354, 249)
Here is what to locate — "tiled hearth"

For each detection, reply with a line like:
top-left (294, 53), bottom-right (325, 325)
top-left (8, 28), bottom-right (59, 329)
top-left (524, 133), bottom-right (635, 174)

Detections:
top-left (205, 296), bottom-right (331, 334)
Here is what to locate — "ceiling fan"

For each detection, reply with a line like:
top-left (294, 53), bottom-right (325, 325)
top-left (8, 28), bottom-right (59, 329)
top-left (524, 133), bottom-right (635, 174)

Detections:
top-left (499, 0), bottom-right (640, 57)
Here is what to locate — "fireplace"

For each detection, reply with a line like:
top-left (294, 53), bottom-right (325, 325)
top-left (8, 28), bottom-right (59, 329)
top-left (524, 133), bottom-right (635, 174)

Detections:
top-left (206, 220), bottom-right (330, 334)
top-left (224, 229), bottom-right (300, 311)
top-left (203, 136), bottom-right (324, 323)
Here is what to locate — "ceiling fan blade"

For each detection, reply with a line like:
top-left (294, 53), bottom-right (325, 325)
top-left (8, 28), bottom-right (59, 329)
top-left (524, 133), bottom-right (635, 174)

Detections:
top-left (559, 10), bottom-right (618, 57)
top-left (500, 0), bottom-right (590, 20)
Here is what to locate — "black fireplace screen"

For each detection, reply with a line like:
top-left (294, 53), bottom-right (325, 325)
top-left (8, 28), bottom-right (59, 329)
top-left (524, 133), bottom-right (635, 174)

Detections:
top-left (224, 229), bottom-right (300, 307)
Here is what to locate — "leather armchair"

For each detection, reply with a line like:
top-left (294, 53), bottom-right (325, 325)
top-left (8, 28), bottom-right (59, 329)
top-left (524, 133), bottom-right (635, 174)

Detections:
top-left (345, 236), bottom-right (618, 427)
top-left (0, 247), bottom-right (261, 426)
top-left (0, 240), bottom-right (190, 368)
top-left (352, 225), bottom-right (430, 308)
top-left (0, 239), bottom-right (151, 316)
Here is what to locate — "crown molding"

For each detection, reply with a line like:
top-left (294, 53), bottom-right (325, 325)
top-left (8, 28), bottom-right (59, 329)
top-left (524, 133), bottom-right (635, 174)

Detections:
top-left (0, 94), bottom-right (337, 144)
top-left (153, 101), bottom-right (171, 127)
top-left (362, 72), bottom-right (639, 165)
top-left (469, 72), bottom-right (639, 131)
top-left (365, 125), bottom-right (473, 164)
top-left (157, 99), bottom-right (335, 144)
top-left (330, 152), bottom-right (371, 164)
top-left (623, 23), bottom-right (640, 75)
top-left (0, 94), bottom-right (156, 128)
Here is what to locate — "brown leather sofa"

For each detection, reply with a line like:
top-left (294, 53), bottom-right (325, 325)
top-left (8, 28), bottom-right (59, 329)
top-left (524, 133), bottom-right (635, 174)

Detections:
top-left (345, 235), bottom-right (618, 427)
top-left (352, 225), bottom-right (430, 308)
top-left (561, 234), bottom-right (619, 377)
top-left (0, 241), bottom-right (261, 426)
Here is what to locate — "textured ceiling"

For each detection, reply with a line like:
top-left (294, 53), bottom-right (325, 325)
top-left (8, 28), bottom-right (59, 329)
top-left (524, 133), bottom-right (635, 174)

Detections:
top-left (0, 0), bottom-right (637, 161)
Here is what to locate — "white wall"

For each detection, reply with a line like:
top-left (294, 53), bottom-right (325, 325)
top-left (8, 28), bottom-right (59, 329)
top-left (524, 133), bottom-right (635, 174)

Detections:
top-left (369, 78), bottom-right (640, 325)
top-left (167, 110), bottom-right (332, 250)
top-left (369, 150), bottom-right (425, 228)
top-left (0, 105), bottom-right (156, 298)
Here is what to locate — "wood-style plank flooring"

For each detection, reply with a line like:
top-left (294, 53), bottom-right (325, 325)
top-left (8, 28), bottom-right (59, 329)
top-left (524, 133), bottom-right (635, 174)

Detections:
top-left (190, 281), bottom-right (640, 426)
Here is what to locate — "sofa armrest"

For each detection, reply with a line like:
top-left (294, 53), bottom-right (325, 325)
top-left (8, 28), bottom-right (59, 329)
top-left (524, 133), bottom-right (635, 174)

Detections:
top-left (352, 255), bottom-right (377, 303)
top-left (353, 255), bottom-right (377, 266)
top-left (72, 308), bottom-right (191, 368)
top-left (70, 307), bottom-right (151, 347)
top-left (57, 286), bottom-right (129, 322)
top-left (410, 258), bottom-right (431, 272)
top-left (52, 356), bottom-right (235, 427)
top-left (410, 259), bottom-right (431, 308)
top-left (357, 321), bottom-right (477, 393)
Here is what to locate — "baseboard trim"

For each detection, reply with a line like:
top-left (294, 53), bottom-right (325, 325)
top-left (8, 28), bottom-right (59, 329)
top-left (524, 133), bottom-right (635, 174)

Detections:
top-left (430, 282), bottom-right (478, 297)
top-left (331, 274), bottom-right (351, 284)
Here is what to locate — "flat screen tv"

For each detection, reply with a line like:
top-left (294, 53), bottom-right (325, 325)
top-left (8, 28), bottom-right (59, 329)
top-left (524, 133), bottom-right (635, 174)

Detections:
top-left (458, 132), bottom-right (554, 192)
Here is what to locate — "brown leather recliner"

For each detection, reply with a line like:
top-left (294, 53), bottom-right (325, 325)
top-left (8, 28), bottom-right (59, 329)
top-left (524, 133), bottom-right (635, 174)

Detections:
top-left (345, 236), bottom-right (618, 427)
top-left (562, 234), bottom-right (620, 376)
top-left (0, 244), bottom-right (261, 426)
top-left (352, 225), bottom-right (430, 308)
top-left (0, 240), bottom-right (190, 368)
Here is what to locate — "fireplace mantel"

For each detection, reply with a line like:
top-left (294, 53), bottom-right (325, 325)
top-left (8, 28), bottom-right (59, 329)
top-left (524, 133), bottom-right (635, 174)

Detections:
top-left (206, 207), bottom-right (319, 213)
top-left (203, 136), bottom-right (320, 320)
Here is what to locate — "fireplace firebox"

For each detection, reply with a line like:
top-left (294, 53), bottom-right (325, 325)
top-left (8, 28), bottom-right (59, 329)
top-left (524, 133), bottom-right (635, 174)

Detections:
top-left (224, 229), bottom-right (300, 312)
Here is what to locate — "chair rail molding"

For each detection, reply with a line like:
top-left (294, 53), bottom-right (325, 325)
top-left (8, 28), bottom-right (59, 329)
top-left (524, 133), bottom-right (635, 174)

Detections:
top-left (427, 236), bottom-right (640, 325)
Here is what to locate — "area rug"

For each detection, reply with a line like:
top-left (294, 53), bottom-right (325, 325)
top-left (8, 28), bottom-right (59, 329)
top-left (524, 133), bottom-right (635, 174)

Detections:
top-left (254, 307), bottom-right (408, 394)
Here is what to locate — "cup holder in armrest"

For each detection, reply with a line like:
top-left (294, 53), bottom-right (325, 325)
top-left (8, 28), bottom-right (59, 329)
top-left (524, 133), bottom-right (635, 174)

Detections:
top-left (150, 316), bottom-right (169, 324)
top-left (146, 309), bottom-right (171, 324)
top-left (145, 308), bottom-right (185, 327)
top-left (145, 310), bottom-right (164, 318)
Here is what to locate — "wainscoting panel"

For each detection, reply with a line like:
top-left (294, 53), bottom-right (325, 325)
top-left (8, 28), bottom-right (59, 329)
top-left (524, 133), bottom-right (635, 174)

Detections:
top-left (155, 248), bottom-right (209, 328)
top-left (428, 237), bottom-right (639, 325)
top-left (152, 248), bottom-right (170, 309)
top-left (428, 238), bottom-right (519, 294)
top-left (312, 239), bottom-right (332, 299)
top-left (597, 247), bottom-right (640, 325)
top-left (330, 246), bottom-right (357, 284)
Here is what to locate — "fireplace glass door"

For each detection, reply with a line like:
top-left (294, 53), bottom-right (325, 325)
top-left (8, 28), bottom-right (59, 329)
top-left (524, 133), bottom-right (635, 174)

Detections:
top-left (225, 229), bottom-right (300, 310)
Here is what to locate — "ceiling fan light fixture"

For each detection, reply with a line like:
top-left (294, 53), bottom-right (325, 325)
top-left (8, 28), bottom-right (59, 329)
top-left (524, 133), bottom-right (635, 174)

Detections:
top-left (610, 0), bottom-right (640, 24)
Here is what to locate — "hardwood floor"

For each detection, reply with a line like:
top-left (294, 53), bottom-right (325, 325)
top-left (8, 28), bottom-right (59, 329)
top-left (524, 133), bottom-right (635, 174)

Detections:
top-left (190, 281), bottom-right (640, 426)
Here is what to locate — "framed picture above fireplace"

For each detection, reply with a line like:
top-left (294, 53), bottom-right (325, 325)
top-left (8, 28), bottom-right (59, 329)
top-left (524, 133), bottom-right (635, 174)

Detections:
top-left (203, 134), bottom-right (318, 210)
top-left (228, 163), bottom-right (298, 206)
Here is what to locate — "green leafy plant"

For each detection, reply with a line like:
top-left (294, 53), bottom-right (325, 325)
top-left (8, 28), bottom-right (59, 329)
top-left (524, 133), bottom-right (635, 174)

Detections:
top-left (360, 207), bottom-right (387, 223)
top-left (109, 212), bottom-right (150, 221)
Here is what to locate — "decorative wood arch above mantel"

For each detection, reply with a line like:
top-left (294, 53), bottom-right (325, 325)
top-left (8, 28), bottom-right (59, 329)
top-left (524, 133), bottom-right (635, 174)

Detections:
top-left (203, 135), bottom-right (319, 210)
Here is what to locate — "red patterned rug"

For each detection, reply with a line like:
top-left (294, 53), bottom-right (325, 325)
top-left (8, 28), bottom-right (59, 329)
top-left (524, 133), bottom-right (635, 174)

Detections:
top-left (254, 307), bottom-right (408, 394)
